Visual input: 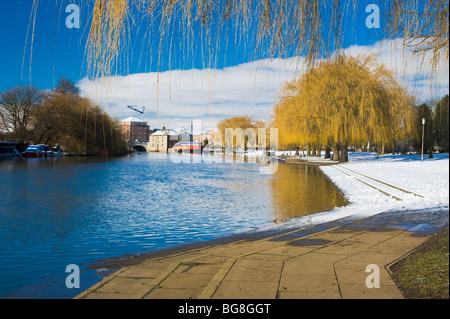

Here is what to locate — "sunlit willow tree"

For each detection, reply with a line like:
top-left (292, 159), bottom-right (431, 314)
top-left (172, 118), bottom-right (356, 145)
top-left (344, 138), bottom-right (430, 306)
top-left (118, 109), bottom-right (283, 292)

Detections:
top-left (272, 54), bottom-right (416, 162)
top-left (217, 116), bottom-right (266, 149)
top-left (26, 0), bottom-right (448, 88)
top-left (25, 1), bottom-right (448, 153)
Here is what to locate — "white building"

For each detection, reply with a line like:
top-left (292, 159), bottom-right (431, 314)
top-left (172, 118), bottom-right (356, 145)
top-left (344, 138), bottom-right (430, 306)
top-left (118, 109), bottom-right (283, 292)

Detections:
top-left (148, 127), bottom-right (192, 152)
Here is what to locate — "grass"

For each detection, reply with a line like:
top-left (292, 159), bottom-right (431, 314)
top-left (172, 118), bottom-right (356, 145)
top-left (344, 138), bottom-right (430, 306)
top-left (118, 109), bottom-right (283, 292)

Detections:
top-left (391, 227), bottom-right (449, 299)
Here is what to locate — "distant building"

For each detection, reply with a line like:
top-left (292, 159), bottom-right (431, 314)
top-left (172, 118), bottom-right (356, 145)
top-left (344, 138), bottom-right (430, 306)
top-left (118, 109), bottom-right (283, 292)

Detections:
top-left (148, 127), bottom-right (192, 152)
top-left (169, 128), bottom-right (191, 147)
top-left (148, 130), bottom-right (169, 152)
top-left (120, 117), bottom-right (150, 142)
top-left (200, 128), bottom-right (218, 145)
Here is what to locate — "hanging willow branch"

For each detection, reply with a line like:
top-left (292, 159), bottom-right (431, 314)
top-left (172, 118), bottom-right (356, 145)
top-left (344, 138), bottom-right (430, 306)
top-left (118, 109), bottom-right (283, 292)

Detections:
top-left (26, 0), bottom-right (448, 84)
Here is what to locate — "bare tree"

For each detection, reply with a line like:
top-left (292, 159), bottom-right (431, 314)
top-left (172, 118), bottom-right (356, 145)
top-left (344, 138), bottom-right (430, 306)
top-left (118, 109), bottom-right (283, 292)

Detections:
top-left (0, 85), bottom-right (44, 141)
top-left (53, 76), bottom-right (80, 96)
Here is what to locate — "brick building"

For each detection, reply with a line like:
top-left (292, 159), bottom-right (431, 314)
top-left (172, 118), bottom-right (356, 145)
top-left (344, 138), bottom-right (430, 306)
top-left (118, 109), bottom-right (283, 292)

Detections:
top-left (120, 117), bottom-right (150, 142)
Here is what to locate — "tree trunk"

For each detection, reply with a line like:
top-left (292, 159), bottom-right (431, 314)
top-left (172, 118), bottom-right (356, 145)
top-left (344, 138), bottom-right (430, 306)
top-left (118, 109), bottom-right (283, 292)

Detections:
top-left (324, 146), bottom-right (331, 159)
top-left (331, 145), bottom-right (340, 161)
top-left (316, 146), bottom-right (321, 157)
top-left (381, 143), bottom-right (385, 155)
top-left (339, 144), bottom-right (348, 162)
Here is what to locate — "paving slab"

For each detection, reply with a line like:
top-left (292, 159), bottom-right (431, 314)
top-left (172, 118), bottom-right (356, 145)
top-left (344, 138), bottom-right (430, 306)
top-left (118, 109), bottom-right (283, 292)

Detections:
top-left (75, 211), bottom-right (446, 300)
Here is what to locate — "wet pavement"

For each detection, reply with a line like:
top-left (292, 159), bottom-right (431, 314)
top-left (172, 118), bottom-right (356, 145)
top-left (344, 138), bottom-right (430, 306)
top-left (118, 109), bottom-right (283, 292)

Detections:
top-left (75, 208), bottom-right (448, 299)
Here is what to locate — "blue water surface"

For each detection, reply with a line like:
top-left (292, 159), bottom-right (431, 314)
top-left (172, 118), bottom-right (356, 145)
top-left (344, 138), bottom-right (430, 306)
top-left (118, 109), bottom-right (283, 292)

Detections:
top-left (0, 153), bottom-right (342, 298)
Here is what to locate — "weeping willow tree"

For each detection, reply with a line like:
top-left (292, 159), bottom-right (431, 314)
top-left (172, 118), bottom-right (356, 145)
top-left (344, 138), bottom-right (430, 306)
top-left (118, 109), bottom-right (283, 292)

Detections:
top-left (23, 0), bottom-right (447, 148)
top-left (272, 54), bottom-right (415, 162)
top-left (217, 115), bottom-right (255, 146)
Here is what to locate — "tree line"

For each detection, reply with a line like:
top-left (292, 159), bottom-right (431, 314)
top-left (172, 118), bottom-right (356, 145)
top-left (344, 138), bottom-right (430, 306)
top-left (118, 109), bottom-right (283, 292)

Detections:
top-left (417, 95), bottom-right (450, 157)
top-left (0, 77), bottom-right (128, 156)
top-left (218, 55), bottom-right (449, 162)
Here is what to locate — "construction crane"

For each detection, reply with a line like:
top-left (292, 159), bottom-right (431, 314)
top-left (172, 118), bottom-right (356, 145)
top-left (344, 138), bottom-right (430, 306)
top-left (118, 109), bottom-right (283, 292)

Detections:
top-left (127, 105), bottom-right (145, 120)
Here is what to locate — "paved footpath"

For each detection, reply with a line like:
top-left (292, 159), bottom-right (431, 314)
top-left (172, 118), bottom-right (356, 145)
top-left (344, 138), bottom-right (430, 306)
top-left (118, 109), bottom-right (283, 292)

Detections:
top-left (75, 212), bottom-right (445, 299)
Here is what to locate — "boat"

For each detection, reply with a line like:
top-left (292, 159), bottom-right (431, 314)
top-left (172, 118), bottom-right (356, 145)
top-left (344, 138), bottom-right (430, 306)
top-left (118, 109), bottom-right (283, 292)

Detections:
top-left (0, 143), bottom-right (27, 157)
top-left (23, 145), bottom-right (46, 158)
top-left (50, 146), bottom-right (64, 157)
top-left (172, 142), bottom-right (202, 153)
top-left (37, 144), bottom-right (52, 156)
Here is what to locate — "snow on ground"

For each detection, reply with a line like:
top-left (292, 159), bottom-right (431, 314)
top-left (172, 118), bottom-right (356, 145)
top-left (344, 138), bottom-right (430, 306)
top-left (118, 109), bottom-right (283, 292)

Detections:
top-left (265, 152), bottom-right (449, 231)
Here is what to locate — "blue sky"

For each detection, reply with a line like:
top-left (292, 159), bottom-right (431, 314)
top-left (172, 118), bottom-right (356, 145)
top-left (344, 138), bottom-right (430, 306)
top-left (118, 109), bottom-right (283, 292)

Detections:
top-left (0, 0), bottom-right (87, 91)
top-left (0, 0), bottom-right (384, 91)
top-left (1, 1), bottom-right (447, 129)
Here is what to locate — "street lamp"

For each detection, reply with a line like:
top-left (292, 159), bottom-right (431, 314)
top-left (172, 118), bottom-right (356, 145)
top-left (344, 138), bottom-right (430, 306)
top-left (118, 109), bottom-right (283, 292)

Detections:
top-left (421, 117), bottom-right (425, 163)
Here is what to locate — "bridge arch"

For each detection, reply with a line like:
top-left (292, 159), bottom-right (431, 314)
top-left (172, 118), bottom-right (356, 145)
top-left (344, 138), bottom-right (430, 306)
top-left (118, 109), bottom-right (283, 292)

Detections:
top-left (132, 145), bottom-right (147, 152)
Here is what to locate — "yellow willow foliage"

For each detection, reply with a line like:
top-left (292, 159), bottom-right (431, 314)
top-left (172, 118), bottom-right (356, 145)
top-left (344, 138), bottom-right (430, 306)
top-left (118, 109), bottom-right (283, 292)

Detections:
top-left (79, 0), bottom-right (346, 74)
top-left (386, 0), bottom-right (449, 71)
top-left (87, 0), bottom-right (129, 79)
top-left (272, 54), bottom-right (414, 150)
top-left (22, 0), bottom-right (447, 97)
top-left (217, 115), bottom-right (255, 145)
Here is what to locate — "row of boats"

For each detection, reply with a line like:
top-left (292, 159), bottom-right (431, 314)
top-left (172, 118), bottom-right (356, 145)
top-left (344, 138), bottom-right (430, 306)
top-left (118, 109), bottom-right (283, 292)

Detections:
top-left (23, 145), bottom-right (64, 158)
top-left (0, 143), bottom-right (64, 158)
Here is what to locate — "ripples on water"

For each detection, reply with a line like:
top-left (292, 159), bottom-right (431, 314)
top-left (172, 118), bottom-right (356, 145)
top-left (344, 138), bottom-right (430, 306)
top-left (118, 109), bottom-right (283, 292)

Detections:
top-left (0, 153), bottom-right (346, 297)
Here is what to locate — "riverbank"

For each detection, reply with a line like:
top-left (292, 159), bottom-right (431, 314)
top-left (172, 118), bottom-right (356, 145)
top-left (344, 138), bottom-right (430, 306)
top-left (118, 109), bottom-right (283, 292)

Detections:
top-left (2, 151), bottom-right (447, 299)
top-left (280, 156), bottom-right (339, 166)
top-left (75, 152), bottom-right (449, 299)
top-left (1, 153), bottom-right (345, 298)
top-left (390, 226), bottom-right (449, 299)
top-left (76, 208), bottom-right (448, 299)
top-left (270, 152), bottom-right (448, 230)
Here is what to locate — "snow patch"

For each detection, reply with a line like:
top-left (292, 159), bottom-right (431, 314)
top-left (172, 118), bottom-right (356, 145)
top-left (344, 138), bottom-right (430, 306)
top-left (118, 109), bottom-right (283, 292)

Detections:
top-left (255, 152), bottom-right (449, 232)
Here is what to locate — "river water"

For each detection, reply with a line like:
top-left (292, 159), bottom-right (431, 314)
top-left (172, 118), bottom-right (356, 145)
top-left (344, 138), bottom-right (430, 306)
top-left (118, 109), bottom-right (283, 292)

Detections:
top-left (0, 153), bottom-right (346, 298)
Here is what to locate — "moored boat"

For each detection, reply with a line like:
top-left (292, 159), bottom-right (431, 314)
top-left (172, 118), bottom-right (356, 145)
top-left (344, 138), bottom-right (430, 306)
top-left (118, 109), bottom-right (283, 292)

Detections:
top-left (173, 142), bottom-right (202, 153)
top-left (50, 146), bottom-right (64, 157)
top-left (23, 145), bottom-right (46, 158)
top-left (0, 142), bottom-right (27, 157)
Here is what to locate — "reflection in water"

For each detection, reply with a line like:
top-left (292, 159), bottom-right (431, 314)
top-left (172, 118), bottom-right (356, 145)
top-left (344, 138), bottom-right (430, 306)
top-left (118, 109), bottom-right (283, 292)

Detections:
top-left (0, 154), bottom-right (347, 297)
top-left (270, 164), bottom-right (348, 220)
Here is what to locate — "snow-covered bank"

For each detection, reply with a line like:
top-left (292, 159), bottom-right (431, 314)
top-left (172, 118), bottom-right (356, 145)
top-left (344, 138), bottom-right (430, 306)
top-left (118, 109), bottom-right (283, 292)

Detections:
top-left (265, 152), bottom-right (449, 231)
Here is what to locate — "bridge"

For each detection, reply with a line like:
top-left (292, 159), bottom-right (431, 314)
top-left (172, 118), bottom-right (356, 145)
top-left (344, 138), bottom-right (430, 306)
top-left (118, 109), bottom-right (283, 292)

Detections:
top-left (129, 141), bottom-right (150, 152)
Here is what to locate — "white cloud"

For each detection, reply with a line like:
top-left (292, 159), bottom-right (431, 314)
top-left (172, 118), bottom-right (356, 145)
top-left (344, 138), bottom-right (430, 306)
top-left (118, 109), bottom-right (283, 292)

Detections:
top-left (78, 58), bottom-right (303, 129)
top-left (78, 38), bottom-right (448, 130)
top-left (344, 38), bottom-right (449, 103)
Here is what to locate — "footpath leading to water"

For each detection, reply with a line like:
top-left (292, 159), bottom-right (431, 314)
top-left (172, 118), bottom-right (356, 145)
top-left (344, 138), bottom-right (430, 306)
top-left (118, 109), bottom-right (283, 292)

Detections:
top-left (75, 208), bottom-right (448, 299)
top-left (75, 153), bottom-right (449, 299)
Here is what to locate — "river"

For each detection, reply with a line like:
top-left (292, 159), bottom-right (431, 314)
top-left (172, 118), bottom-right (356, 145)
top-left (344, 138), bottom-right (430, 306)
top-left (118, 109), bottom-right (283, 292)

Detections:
top-left (0, 153), bottom-right (347, 298)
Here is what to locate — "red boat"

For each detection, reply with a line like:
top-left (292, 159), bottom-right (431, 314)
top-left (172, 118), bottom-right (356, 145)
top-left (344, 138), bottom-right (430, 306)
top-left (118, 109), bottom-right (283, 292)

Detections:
top-left (23, 145), bottom-right (46, 158)
top-left (173, 142), bottom-right (202, 153)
